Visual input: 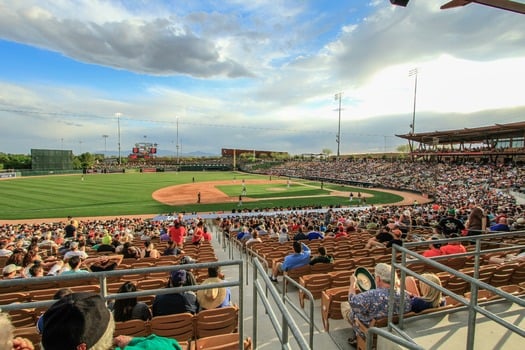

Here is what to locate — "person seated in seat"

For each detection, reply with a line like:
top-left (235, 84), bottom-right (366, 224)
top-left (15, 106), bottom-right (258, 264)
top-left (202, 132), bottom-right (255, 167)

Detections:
top-left (440, 233), bottom-right (467, 255)
top-left (60, 255), bottom-right (90, 275)
top-left (269, 241), bottom-right (311, 282)
top-left (152, 269), bottom-right (199, 316)
top-left (340, 263), bottom-right (411, 346)
top-left (309, 246), bottom-right (333, 265)
top-left (41, 292), bottom-right (183, 350)
top-left (409, 273), bottom-right (445, 313)
top-left (0, 311), bottom-right (35, 350)
top-left (140, 240), bottom-right (160, 259)
top-left (110, 281), bottom-right (152, 322)
top-left (421, 235), bottom-right (443, 258)
top-left (488, 248), bottom-right (525, 264)
top-left (197, 266), bottom-right (232, 310)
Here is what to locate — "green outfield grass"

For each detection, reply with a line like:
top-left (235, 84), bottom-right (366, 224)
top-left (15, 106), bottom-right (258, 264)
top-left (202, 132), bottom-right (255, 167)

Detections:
top-left (0, 172), bottom-right (403, 220)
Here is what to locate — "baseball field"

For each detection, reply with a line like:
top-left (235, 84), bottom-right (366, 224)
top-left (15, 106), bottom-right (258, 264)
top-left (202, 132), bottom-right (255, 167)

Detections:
top-left (0, 171), bottom-right (427, 222)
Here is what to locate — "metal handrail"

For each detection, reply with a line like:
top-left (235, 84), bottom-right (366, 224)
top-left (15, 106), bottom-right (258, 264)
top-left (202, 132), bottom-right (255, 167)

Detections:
top-left (252, 258), bottom-right (311, 350)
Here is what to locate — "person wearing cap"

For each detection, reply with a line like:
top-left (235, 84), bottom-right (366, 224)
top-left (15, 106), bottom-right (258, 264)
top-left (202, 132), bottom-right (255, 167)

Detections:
top-left (197, 266), bottom-right (231, 310)
top-left (41, 292), bottom-right (182, 350)
top-left (437, 209), bottom-right (465, 237)
top-left (422, 235), bottom-right (443, 258)
top-left (63, 241), bottom-right (88, 261)
top-left (341, 263), bottom-right (411, 346)
top-left (2, 263), bottom-right (22, 279)
top-left (152, 269), bottom-right (199, 317)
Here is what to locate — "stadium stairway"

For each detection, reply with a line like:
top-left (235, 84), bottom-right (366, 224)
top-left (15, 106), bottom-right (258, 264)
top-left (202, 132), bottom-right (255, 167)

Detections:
top-left (209, 226), bottom-right (352, 349)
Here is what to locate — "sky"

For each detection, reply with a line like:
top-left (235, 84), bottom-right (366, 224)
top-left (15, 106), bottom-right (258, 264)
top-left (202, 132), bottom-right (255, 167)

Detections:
top-left (1, 0), bottom-right (524, 157)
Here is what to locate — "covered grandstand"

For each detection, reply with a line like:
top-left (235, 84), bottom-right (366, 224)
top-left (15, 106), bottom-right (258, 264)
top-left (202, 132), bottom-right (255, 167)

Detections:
top-left (396, 121), bottom-right (525, 163)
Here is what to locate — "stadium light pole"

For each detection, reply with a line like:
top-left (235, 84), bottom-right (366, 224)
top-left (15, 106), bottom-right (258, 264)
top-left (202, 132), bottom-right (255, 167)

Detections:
top-left (176, 117), bottom-right (180, 165)
top-left (115, 112), bottom-right (122, 165)
top-left (409, 68), bottom-right (418, 136)
top-left (334, 92), bottom-right (343, 159)
top-left (102, 135), bottom-right (109, 157)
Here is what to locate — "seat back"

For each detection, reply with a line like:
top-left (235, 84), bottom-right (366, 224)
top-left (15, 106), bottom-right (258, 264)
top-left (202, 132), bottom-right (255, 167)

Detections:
top-left (150, 313), bottom-right (194, 342)
top-left (114, 319), bottom-right (150, 337)
top-left (194, 306), bottom-right (239, 339)
top-left (192, 333), bottom-right (252, 350)
top-left (321, 286), bottom-right (348, 332)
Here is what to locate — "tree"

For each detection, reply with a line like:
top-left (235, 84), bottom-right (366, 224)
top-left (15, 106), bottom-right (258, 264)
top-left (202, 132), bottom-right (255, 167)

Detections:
top-left (396, 144), bottom-right (411, 153)
top-left (322, 148), bottom-right (332, 159)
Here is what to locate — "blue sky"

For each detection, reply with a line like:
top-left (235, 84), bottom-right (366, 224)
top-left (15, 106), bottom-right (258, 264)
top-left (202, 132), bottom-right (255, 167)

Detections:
top-left (1, 0), bottom-right (524, 156)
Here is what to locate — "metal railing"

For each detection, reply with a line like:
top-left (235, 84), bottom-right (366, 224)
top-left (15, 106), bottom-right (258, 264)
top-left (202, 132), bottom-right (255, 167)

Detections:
top-left (251, 258), bottom-right (312, 350)
top-left (383, 231), bottom-right (525, 350)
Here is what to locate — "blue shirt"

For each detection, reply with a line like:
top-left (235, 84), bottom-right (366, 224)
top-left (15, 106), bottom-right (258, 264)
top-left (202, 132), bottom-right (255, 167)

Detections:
top-left (307, 231), bottom-right (324, 240)
top-left (281, 243), bottom-right (311, 271)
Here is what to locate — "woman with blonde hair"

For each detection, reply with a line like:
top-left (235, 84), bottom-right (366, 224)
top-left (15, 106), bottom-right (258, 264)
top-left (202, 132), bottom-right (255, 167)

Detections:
top-left (410, 273), bottom-right (445, 313)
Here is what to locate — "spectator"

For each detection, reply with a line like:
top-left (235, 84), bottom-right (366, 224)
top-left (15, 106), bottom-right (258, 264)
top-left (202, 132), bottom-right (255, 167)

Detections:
top-left (440, 233), bottom-right (467, 255)
top-left (293, 227), bottom-right (308, 241)
top-left (36, 288), bottom-right (73, 334)
top-left (245, 230), bottom-right (262, 248)
top-left (465, 201), bottom-right (486, 236)
top-left (278, 227), bottom-right (289, 244)
top-left (309, 246), bottom-right (333, 265)
top-left (122, 242), bottom-right (140, 259)
top-left (0, 241), bottom-right (12, 257)
top-left (163, 240), bottom-right (183, 256)
top-left (41, 292), bottom-right (182, 350)
top-left (60, 255), bottom-right (89, 275)
top-left (365, 227), bottom-right (395, 249)
top-left (341, 263), bottom-right (411, 346)
top-left (111, 282), bottom-right (152, 322)
top-left (169, 221), bottom-right (186, 248)
top-left (421, 235), bottom-right (443, 258)
top-left (489, 217), bottom-right (510, 232)
top-left (140, 240), bottom-right (160, 259)
top-left (270, 241), bottom-right (311, 282)
top-left (306, 226), bottom-right (324, 240)
top-left (488, 249), bottom-right (525, 264)
top-left (202, 226), bottom-right (212, 241)
top-left (63, 241), bottom-right (88, 261)
top-left (409, 273), bottom-right (445, 313)
top-left (152, 269), bottom-right (199, 316)
top-left (2, 264), bottom-right (22, 279)
top-left (437, 209), bottom-right (465, 237)
top-left (0, 312), bottom-right (35, 350)
top-left (197, 266), bottom-right (232, 310)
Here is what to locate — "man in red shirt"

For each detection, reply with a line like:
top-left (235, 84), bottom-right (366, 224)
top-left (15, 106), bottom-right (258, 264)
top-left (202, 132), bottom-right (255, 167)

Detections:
top-left (440, 233), bottom-right (466, 255)
top-left (422, 235), bottom-right (443, 258)
top-left (169, 221), bottom-right (186, 247)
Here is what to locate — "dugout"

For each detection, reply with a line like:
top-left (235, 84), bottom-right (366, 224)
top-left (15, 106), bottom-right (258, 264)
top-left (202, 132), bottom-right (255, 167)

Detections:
top-left (31, 149), bottom-right (74, 170)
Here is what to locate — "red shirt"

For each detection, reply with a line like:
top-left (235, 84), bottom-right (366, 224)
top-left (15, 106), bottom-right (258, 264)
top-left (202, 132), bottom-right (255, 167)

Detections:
top-left (422, 247), bottom-right (442, 258)
top-left (169, 226), bottom-right (186, 245)
top-left (440, 243), bottom-right (466, 255)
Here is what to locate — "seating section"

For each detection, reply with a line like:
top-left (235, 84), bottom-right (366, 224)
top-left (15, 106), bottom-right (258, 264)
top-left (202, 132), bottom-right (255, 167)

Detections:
top-left (113, 306), bottom-right (240, 344)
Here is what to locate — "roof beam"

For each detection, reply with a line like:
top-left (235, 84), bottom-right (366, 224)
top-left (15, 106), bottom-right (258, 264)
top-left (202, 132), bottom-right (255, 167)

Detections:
top-left (440, 0), bottom-right (525, 14)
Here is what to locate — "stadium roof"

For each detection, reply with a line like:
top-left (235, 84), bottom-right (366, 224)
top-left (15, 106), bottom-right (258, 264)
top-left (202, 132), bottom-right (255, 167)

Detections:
top-left (396, 121), bottom-right (525, 145)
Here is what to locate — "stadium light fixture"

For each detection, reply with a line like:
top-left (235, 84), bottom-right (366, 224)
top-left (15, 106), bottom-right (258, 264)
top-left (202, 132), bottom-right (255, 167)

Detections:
top-left (102, 135), bottom-right (109, 157)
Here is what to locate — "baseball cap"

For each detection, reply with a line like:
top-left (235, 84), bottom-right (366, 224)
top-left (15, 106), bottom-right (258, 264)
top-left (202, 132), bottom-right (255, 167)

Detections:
top-left (42, 292), bottom-right (112, 350)
top-left (170, 269), bottom-right (187, 285)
